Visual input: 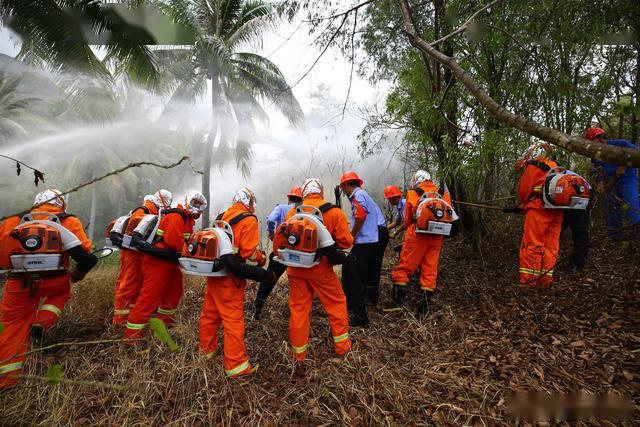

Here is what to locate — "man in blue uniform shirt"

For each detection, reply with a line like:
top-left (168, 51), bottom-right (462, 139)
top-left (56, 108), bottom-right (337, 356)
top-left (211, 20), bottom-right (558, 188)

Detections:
top-left (586, 127), bottom-right (640, 240)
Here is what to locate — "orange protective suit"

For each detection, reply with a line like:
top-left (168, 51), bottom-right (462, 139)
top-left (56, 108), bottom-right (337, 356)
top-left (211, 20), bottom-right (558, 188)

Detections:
top-left (124, 206), bottom-right (193, 340)
top-left (517, 157), bottom-right (563, 286)
top-left (0, 205), bottom-right (93, 389)
top-left (391, 180), bottom-right (451, 291)
top-left (112, 201), bottom-right (158, 324)
top-left (285, 194), bottom-right (353, 361)
top-left (199, 203), bottom-right (264, 377)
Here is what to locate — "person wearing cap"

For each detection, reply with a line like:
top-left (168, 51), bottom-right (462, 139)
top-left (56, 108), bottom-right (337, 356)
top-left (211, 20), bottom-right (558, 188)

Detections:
top-left (252, 187), bottom-right (303, 320)
top-left (0, 189), bottom-right (97, 389)
top-left (124, 192), bottom-right (207, 341)
top-left (113, 190), bottom-right (172, 325)
top-left (383, 185), bottom-right (406, 238)
top-left (339, 171), bottom-right (383, 327)
top-left (585, 127), bottom-right (640, 240)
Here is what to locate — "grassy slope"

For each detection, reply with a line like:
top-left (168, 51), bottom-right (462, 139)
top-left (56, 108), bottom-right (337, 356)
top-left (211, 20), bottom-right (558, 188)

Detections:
top-left (0, 224), bottom-right (638, 425)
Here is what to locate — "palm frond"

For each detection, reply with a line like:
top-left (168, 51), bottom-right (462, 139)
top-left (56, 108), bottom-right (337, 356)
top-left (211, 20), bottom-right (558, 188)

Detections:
top-left (226, 10), bottom-right (275, 49)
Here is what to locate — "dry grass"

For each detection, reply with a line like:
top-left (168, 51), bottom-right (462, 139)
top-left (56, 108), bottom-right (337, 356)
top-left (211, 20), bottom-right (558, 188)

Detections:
top-left (0, 222), bottom-right (639, 425)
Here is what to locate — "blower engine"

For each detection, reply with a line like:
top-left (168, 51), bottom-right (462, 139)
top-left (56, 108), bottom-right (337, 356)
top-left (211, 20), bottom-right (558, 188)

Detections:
top-left (273, 205), bottom-right (335, 268)
top-left (542, 168), bottom-right (590, 210)
top-left (130, 213), bottom-right (162, 248)
top-left (0, 212), bottom-right (81, 273)
top-left (414, 192), bottom-right (456, 236)
top-left (178, 221), bottom-right (235, 276)
top-left (105, 215), bottom-right (128, 250)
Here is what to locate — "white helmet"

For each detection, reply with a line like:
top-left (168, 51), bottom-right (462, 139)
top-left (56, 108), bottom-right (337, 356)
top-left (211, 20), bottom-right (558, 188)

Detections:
top-left (34, 189), bottom-right (66, 210)
top-left (301, 178), bottom-right (323, 198)
top-left (184, 191), bottom-right (207, 215)
top-left (151, 189), bottom-right (172, 209)
top-left (411, 170), bottom-right (432, 187)
top-left (233, 187), bottom-right (257, 213)
top-left (143, 194), bottom-right (154, 203)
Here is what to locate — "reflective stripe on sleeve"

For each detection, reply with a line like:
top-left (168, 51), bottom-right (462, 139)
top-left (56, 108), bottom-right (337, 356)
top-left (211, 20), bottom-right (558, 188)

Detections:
top-left (157, 307), bottom-right (176, 316)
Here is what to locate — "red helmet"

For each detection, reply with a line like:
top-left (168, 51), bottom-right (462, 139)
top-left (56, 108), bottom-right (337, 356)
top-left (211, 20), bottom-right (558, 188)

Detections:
top-left (287, 186), bottom-right (302, 199)
top-left (584, 127), bottom-right (606, 141)
top-left (339, 171), bottom-right (363, 187)
top-left (383, 185), bottom-right (402, 199)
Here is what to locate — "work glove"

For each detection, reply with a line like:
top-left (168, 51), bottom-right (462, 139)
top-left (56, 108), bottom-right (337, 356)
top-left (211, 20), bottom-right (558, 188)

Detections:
top-left (502, 206), bottom-right (523, 214)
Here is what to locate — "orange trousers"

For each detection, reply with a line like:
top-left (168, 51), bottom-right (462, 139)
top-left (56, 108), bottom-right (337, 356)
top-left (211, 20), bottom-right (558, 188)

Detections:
top-left (0, 275), bottom-right (70, 389)
top-left (124, 256), bottom-right (184, 340)
top-left (199, 276), bottom-right (252, 377)
top-left (289, 273), bottom-right (351, 361)
top-left (391, 231), bottom-right (444, 291)
top-left (519, 206), bottom-right (563, 286)
top-left (113, 249), bottom-right (144, 324)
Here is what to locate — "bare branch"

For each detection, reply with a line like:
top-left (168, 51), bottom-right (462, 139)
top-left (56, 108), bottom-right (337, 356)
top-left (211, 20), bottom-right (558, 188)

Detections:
top-left (395, 0), bottom-right (640, 166)
top-left (429, 0), bottom-right (501, 47)
top-left (303, 0), bottom-right (376, 23)
top-left (1, 156), bottom-right (203, 222)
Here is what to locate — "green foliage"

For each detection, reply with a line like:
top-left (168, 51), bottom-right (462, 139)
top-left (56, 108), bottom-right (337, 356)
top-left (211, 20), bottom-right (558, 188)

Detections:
top-left (149, 318), bottom-right (180, 352)
top-left (45, 364), bottom-right (64, 385)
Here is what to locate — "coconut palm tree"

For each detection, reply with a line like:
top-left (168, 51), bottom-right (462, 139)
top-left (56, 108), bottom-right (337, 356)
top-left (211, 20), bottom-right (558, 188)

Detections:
top-left (156, 0), bottom-right (304, 226)
top-left (0, 71), bottom-right (41, 142)
top-left (0, 0), bottom-right (158, 83)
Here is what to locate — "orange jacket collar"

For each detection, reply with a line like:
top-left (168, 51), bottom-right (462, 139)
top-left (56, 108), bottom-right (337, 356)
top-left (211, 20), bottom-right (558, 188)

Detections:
top-left (31, 203), bottom-right (64, 215)
top-left (144, 200), bottom-right (159, 215)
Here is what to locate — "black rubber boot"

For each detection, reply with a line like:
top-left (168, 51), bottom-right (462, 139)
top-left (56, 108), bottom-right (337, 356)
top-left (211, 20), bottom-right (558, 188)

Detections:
top-left (383, 285), bottom-right (406, 312)
top-left (30, 324), bottom-right (45, 348)
top-left (416, 290), bottom-right (432, 314)
top-left (252, 298), bottom-right (265, 321)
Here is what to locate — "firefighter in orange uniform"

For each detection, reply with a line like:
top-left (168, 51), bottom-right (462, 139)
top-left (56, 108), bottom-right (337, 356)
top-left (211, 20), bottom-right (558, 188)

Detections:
top-left (0, 189), bottom-right (97, 389)
top-left (388, 170), bottom-right (454, 313)
top-left (509, 143), bottom-right (563, 286)
top-left (199, 188), bottom-right (270, 377)
top-left (124, 192), bottom-right (206, 340)
top-left (113, 190), bottom-right (172, 324)
top-left (284, 178), bottom-right (353, 365)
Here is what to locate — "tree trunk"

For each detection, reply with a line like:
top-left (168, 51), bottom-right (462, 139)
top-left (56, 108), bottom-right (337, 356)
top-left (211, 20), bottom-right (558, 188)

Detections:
top-left (88, 181), bottom-right (97, 244)
top-left (201, 69), bottom-right (222, 228)
top-left (395, 0), bottom-right (640, 166)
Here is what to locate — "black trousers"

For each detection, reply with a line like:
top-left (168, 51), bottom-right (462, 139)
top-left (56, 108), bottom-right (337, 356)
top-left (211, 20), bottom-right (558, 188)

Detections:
top-left (254, 252), bottom-right (287, 304)
top-left (561, 208), bottom-right (590, 268)
top-left (368, 226), bottom-right (389, 304)
top-left (342, 242), bottom-right (378, 323)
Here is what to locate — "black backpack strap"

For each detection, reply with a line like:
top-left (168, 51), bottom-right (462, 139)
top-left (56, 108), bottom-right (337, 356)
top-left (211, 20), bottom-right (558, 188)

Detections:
top-left (215, 213), bottom-right (223, 221)
top-left (411, 187), bottom-right (425, 197)
top-left (437, 182), bottom-right (446, 197)
top-left (55, 213), bottom-right (76, 220)
top-left (229, 212), bottom-right (257, 225)
top-left (527, 160), bottom-right (551, 172)
top-left (319, 202), bottom-right (340, 213)
top-left (161, 208), bottom-right (187, 223)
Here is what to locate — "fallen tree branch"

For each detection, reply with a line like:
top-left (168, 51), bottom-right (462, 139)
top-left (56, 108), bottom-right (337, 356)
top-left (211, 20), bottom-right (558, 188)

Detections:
top-left (0, 156), bottom-right (203, 222)
top-left (395, 0), bottom-right (640, 166)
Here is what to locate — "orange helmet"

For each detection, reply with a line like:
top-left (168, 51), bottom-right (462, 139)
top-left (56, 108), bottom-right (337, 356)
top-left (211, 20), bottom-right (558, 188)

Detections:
top-left (339, 171), bottom-right (363, 187)
top-left (383, 185), bottom-right (402, 199)
top-left (584, 127), bottom-right (606, 140)
top-left (287, 186), bottom-right (303, 199)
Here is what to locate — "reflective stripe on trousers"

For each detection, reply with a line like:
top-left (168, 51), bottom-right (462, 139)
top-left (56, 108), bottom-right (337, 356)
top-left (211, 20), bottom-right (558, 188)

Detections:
top-left (0, 361), bottom-right (24, 375)
top-left (225, 360), bottom-right (249, 377)
top-left (39, 304), bottom-right (62, 316)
